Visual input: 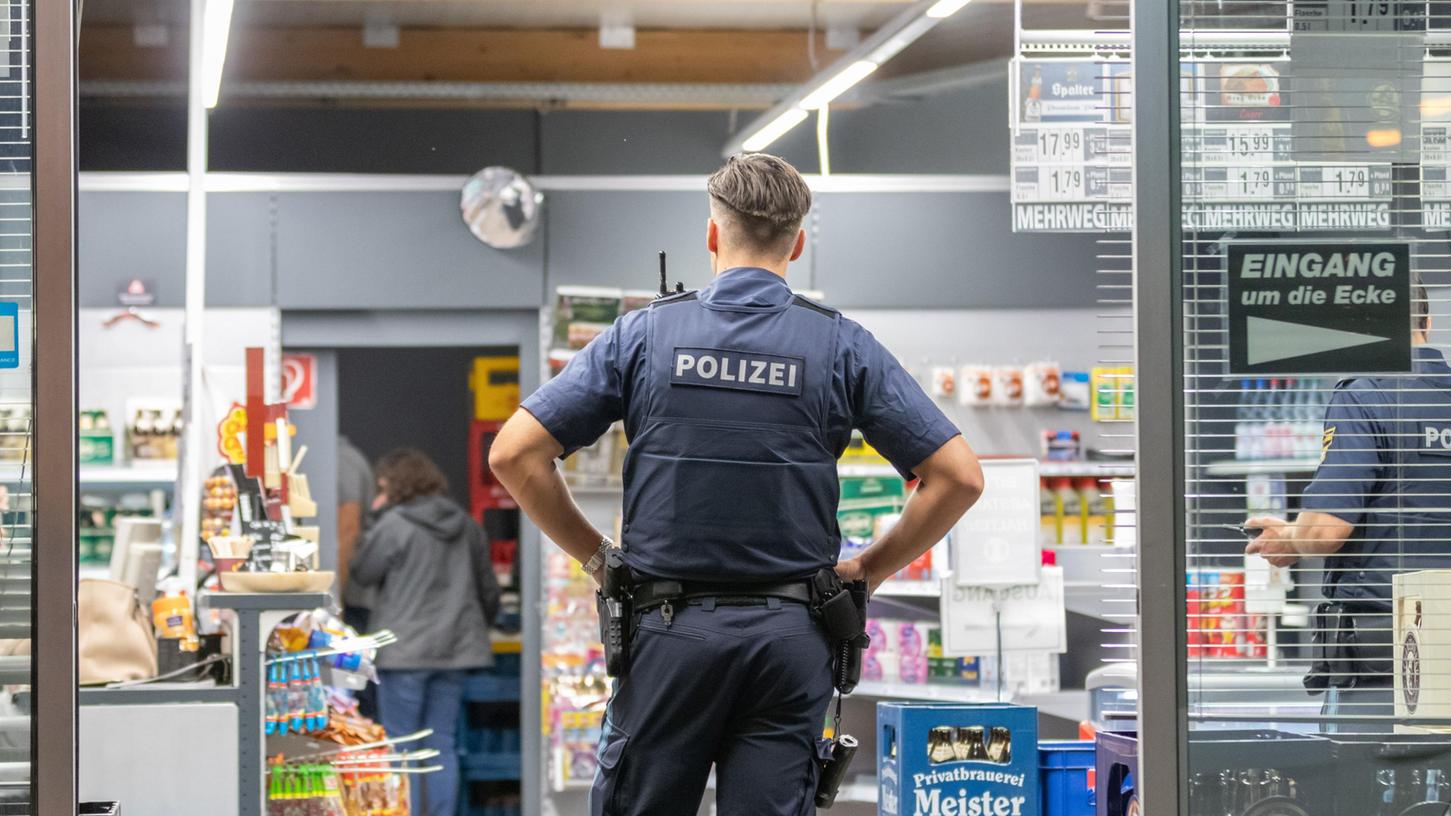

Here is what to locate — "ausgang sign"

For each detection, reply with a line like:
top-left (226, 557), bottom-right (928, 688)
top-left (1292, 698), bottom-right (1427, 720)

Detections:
top-left (1226, 242), bottom-right (1412, 375)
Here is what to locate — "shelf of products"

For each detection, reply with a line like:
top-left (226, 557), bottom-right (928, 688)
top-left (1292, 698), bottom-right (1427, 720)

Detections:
top-left (1037, 461), bottom-right (1135, 478)
top-left (874, 580), bottom-right (941, 598)
top-left (79, 464), bottom-right (178, 488)
top-left (1203, 457), bottom-right (1318, 476)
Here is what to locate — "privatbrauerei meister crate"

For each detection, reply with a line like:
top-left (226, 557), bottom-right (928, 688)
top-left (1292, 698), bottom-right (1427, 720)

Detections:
top-left (878, 702), bottom-right (1040, 816)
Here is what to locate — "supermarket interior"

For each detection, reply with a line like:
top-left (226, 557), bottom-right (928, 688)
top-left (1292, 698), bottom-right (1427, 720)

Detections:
top-left (12, 0), bottom-right (1451, 814)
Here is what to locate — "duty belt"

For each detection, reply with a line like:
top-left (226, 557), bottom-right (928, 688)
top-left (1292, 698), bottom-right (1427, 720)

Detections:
top-left (631, 579), bottom-right (812, 611)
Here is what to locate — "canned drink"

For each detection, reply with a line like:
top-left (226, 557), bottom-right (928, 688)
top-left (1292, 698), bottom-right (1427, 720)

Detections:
top-left (986, 726), bottom-right (1012, 764)
top-left (927, 726), bottom-right (956, 764)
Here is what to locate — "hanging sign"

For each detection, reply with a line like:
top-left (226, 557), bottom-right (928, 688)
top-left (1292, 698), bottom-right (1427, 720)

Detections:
top-left (940, 566), bottom-right (1067, 656)
top-left (1011, 58), bottom-right (1134, 234)
top-left (281, 353), bottom-right (317, 411)
top-left (951, 459), bottom-right (1040, 588)
top-left (1226, 241), bottom-right (1411, 374)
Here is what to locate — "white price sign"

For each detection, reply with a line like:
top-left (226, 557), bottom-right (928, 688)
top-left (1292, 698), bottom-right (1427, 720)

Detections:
top-left (1298, 163), bottom-right (1389, 200)
top-left (1198, 126), bottom-right (1284, 165)
top-left (1188, 165), bottom-right (1295, 202)
top-left (1425, 124), bottom-right (1450, 166)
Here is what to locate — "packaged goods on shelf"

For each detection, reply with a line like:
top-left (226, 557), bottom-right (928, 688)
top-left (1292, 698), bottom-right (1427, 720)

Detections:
top-left (840, 430), bottom-right (890, 465)
top-left (1186, 568), bottom-right (1266, 660)
top-left (126, 399), bottom-right (183, 462)
top-left (0, 405), bottom-right (29, 462)
top-left (78, 490), bottom-right (162, 568)
top-left (1231, 377), bottom-right (1330, 462)
top-left (1059, 372), bottom-right (1091, 411)
top-left (994, 366), bottom-right (1025, 406)
top-left (1023, 362), bottom-right (1062, 407)
top-left (551, 287), bottom-right (622, 351)
top-left (1040, 430), bottom-right (1082, 462)
top-left (78, 409), bottom-right (114, 465)
top-left (931, 366), bottom-right (958, 399)
top-left (1090, 367), bottom-right (1134, 423)
top-left (561, 422), bottom-right (625, 488)
top-left (959, 365), bottom-right (993, 406)
top-left (542, 549), bottom-right (610, 791)
top-left (878, 702), bottom-right (1038, 816)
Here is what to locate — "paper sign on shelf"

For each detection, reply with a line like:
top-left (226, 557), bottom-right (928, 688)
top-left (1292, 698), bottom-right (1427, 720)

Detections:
top-left (940, 566), bottom-right (1068, 656)
top-left (952, 458), bottom-right (1041, 588)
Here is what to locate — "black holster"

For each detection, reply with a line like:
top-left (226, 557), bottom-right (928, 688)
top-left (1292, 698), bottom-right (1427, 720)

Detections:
top-left (1305, 600), bottom-right (1392, 694)
top-left (597, 550), bottom-right (633, 678)
top-left (811, 569), bottom-right (870, 694)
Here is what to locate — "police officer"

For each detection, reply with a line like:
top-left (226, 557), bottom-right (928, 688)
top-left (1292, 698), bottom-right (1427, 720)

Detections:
top-left (1246, 285), bottom-right (1447, 729)
top-left (489, 153), bottom-right (984, 814)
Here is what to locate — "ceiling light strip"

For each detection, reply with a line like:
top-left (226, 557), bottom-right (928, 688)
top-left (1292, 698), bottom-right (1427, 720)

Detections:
top-left (723, 0), bottom-right (974, 156)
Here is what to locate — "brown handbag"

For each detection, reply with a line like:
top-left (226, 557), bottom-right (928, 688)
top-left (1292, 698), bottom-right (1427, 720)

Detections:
top-left (78, 579), bottom-right (157, 685)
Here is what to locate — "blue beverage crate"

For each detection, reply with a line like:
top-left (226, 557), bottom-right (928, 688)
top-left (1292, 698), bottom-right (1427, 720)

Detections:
top-left (1093, 731), bottom-right (1135, 816)
top-left (1039, 741), bottom-right (1095, 816)
top-left (878, 702), bottom-right (1040, 816)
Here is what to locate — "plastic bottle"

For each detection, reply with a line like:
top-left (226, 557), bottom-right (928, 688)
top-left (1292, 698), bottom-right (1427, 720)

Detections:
top-left (1234, 379), bottom-right (1251, 460)
top-left (1039, 477), bottom-right (1058, 546)
top-left (1076, 478), bottom-right (1101, 545)
top-left (898, 623), bottom-right (926, 684)
top-left (265, 663), bottom-right (285, 735)
top-left (288, 660), bottom-right (306, 734)
top-left (1051, 478), bottom-right (1081, 545)
top-left (305, 657), bottom-right (328, 732)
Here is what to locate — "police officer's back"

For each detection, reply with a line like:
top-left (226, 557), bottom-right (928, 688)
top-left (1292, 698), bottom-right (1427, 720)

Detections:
top-left (1248, 290), bottom-right (1451, 726)
top-left (490, 154), bottom-right (984, 814)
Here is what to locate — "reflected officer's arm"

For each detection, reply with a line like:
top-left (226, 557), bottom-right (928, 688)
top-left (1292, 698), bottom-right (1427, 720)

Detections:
top-left (492, 318), bottom-right (631, 583)
top-left (1246, 387), bottom-right (1372, 568)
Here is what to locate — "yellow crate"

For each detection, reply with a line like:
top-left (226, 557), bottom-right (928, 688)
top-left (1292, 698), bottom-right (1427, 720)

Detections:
top-left (469, 356), bottom-right (521, 421)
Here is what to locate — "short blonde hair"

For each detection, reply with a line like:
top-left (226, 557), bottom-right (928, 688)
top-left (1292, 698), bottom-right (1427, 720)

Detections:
top-left (707, 153), bottom-right (812, 256)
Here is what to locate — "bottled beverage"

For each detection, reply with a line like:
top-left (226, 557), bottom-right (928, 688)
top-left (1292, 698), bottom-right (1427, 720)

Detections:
top-left (1234, 379), bottom-right (1252, 460)
top-left (952, 726), bottom-right (987, 762)
top-left (927, 726), bottom-right (956, 764)
top-left (986, 726), bottom-right (1012, 764)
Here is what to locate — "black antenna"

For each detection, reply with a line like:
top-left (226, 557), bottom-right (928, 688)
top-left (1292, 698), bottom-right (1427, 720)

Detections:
top-left (658, 251), bottom-right (668, 297)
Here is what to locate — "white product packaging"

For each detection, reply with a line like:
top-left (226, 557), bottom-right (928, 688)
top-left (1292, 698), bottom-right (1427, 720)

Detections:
top-left (993, 366), bottom-right (1025, 406)
top-left (1023, 361), bottom-right (1062, 407)
top-left (930, 366), bottom-right (958, 400)
top-left (959, 365), bottom-right (994, 406)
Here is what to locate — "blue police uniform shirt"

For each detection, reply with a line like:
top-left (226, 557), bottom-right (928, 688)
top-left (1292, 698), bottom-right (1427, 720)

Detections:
top-left (523, 266), bottom-right (961, 581)
top-left (1300, 346), bottom-right (1451, 609)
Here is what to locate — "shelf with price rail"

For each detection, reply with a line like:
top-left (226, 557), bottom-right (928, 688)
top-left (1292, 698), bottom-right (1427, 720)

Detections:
top-left (1203, 458), bottom-right (1319, 477)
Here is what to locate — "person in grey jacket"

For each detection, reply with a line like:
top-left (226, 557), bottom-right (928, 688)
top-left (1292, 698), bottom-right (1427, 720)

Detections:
top-left (351, 448), bottom-right (501, 816)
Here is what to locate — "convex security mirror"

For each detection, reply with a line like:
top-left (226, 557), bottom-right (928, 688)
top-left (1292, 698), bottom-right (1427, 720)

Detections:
top-left (460, 166), bottom-right (544, 249)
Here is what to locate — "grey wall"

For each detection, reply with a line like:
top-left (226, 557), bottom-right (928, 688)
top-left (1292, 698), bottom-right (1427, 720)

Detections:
top-left (273, 192), bottom-right (544, 310)
top-left (79, 188), bottom-right (1101, 310)
top-left (80, 82), bottom-right (1009, 176)
top-left (286, 350), bottom-right (339, 575)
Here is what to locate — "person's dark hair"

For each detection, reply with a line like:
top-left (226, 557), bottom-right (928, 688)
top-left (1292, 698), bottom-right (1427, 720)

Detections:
top-left (375, 448), bottom-right (448, 505)
top-left (706, 153), bottom-right (812, 257)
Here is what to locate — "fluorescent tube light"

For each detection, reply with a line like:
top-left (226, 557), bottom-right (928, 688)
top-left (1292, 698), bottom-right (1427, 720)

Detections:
top-left (926, 0), bottom-right (973, 18)
top-left (741, 108), bottom-right (810, 152)
top-left (201, 0), bottom-right (236, 108)
top-left (799, 60), bottom-right (879, 110)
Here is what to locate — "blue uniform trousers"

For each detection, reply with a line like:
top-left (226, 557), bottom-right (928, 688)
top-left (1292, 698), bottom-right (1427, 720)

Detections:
top-left (591, 600), bottom-right (835, 816)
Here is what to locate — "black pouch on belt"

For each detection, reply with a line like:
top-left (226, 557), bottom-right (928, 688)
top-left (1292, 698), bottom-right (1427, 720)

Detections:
top-left (811, 569), bottom-right (870, 693)
top-left (597, 550), bottom-right (633, 678)
top-left (1305, 601), bottom-right (1353, 694)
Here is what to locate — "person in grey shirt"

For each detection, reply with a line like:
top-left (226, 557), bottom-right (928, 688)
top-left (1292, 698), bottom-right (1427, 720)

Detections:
top-left (351, 448), bottom-right (500, 816)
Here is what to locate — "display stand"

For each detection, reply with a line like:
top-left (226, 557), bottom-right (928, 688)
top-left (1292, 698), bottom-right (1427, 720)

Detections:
top-left (200, 591), bottom-right (331, 816)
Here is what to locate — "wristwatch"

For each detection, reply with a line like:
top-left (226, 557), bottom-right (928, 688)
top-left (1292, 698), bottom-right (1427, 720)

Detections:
top-left (583, 537), bottom-right (615, 575)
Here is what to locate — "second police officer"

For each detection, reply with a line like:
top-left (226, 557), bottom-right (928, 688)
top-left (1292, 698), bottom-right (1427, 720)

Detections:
top-left (1247, 285), bottom-right (1451, 730)
top-left (489, 153), bottom-right (984, 813)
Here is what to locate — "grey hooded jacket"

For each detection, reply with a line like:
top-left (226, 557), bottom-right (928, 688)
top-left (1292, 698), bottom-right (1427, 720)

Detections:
top-left (350, 494), bottom-right (501, 670)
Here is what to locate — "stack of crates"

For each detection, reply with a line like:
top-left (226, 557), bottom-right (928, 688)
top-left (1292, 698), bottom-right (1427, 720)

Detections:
top-left (1328, 733), bottom-right (1451, 816)
top-left (1040, 741), bottom-right (1095, 816)
top-left (1095, 730), bottom-right (1332, 816)
top-left (460, 651), bottom-right (522, 816)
